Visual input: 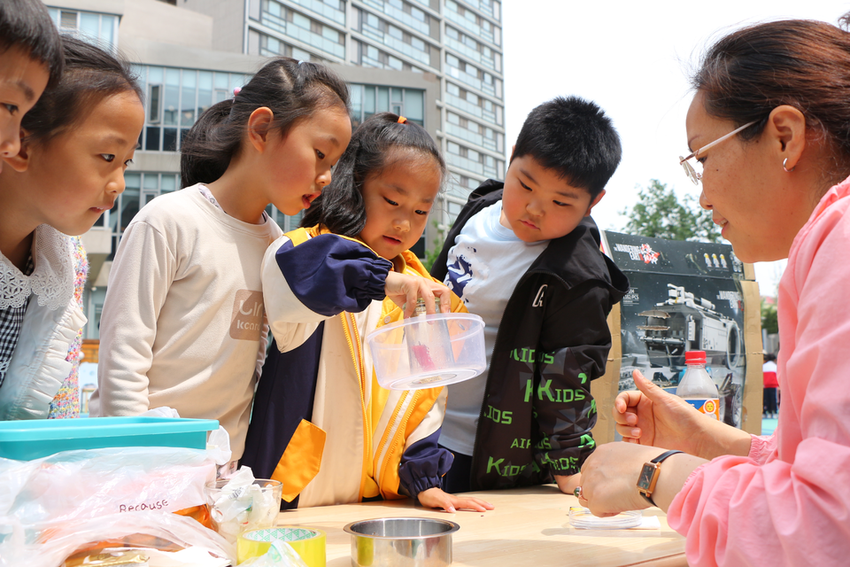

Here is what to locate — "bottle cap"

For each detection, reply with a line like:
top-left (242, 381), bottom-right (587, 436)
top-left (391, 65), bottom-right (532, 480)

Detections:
top-left (685, 351), bottom-right (707, 364)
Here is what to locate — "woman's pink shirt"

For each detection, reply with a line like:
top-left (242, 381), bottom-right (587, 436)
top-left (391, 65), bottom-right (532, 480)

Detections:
top-left (667, 176), bottom-right (850, 566)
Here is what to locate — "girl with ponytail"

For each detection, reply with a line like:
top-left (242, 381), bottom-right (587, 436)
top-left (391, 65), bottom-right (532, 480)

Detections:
top-left (242, 113), bottom-right (494, 513)
top-left (91, 58), bottom-right (352, 464)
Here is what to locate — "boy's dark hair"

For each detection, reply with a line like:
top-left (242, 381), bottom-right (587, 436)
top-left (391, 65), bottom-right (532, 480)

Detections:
top-left (0, 0), bottom-right (64, 88)
top-left (512, 96), bottom-right (621, 199)
top-left (180, 58), bottom-right (350, 187)
top-left (21, 35), bottom-right (141, 145)
top-left (301, 112), bottom-right (445, 237)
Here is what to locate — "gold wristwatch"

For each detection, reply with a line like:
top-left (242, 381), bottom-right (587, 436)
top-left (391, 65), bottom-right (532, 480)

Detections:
top-left (636, 450), bottom-right (683, 506)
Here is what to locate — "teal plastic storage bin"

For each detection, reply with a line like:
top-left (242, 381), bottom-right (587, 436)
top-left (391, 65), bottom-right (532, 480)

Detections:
top-left (0, 416), bottom-right (219, 460)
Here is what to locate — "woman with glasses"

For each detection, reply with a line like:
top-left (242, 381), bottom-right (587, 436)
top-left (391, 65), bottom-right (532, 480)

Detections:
top-left (576, 16), bottom-right (850, 567)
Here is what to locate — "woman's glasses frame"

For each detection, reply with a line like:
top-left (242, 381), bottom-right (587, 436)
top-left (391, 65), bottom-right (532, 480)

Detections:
top-left (679, 121), bottom-right (757, 184)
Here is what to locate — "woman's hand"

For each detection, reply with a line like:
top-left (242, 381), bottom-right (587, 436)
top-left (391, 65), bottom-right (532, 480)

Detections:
top-left (616, 370), bottom-right (752, 460)
top-left (417, 487), bottom-right (494, 513)
top-left (580, 443), bottom-right (706, 516)
top-left (385, 272), bottom-right (452, 317)
top-left (579, 443), bottom-right (661, 515)
top-left (615, 370), bottom-right (697, 449)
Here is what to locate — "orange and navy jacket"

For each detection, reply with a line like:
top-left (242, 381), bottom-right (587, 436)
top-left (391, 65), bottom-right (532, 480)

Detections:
top-left (241, 225), bottom-right (464, 508)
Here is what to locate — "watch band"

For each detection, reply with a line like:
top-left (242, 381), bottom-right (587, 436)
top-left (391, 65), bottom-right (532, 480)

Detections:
top-left (637, 449), bottom-right (683, 506)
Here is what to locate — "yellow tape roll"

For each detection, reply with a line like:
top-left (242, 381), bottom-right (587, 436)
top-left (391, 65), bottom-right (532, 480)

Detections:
top-left (237, 526), bottom-right (326, 566)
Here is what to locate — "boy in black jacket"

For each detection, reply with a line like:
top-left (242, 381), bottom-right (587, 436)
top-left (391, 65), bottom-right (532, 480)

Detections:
top-left (431, 96), bottom-right (629, 494)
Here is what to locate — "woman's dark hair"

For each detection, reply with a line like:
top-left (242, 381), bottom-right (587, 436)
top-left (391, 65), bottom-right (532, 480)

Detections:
top-left (21, 35), bottom-right (141, 145)
top-left (693, 18), bottom-right (850, 184)
top-left (301, 112), bottom-right (446, 237)
top-left (0, 0), bottom-right (63, 88)
top-left (180, 58), bottom-right (350, 187)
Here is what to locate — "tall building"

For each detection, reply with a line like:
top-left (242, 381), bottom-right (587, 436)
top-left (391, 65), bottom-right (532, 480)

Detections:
top-left (43, 0), bottom-right (505, 338)
top-left (188, 0), bottom-right (506, 223)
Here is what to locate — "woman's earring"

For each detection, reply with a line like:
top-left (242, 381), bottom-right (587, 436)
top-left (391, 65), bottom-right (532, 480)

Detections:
top-left (783, 158), bottom-right (796, 173)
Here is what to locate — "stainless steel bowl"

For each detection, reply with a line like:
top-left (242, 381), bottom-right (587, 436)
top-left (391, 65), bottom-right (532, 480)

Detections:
top-left (343, 517), bottom-right (460, 567)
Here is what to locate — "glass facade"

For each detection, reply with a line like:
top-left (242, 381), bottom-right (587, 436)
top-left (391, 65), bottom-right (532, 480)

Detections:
top-left (245, 0), bottom-right (506, 231)
top-left (134, 65), bottom-right (251, 153)
top-left (47, 7), bottom-right (118, 50)
top-left (361, 0), bottom-right (431, 36)
top-left (355, 8), bottom-right (435, 68)
top-left (260, 0), bottom-right (346, 59)
top-left (59, 0), bottom-right (505, 337)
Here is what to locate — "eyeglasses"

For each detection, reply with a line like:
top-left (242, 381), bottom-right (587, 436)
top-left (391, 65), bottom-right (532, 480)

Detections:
top-left (679, 121), bottom-right (756, 184)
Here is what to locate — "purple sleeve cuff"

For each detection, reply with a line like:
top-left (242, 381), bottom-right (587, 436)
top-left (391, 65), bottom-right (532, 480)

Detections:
top-left (398, 430), bottom-right (454, 500)
top-left (274, 234), bottom-right (391, 316)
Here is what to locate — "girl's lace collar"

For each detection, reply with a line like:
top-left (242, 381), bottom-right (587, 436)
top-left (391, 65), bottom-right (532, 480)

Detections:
top-left (0, 225), bottom-right (74, 311)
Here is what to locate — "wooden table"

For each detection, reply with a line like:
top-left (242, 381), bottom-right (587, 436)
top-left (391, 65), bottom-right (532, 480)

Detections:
top-left (275, 485), bottom-right (687, 566)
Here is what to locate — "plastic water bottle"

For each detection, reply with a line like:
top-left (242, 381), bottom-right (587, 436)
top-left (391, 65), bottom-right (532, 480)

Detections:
top-left (676, 351), bottom-right (720, 420)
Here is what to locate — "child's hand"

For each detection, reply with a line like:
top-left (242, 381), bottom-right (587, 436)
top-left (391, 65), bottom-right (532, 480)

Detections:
top-left (416, 487), bottom-right (495, 513)
top-left (385, 272), bottom-right (452, 317)
top-left (555, 472), bottom-right (581, 495)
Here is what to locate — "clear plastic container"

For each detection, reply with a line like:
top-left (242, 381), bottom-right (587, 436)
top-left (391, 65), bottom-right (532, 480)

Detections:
top-left (205, 478), bottom-right (282, 543)
top-left (568, 507), bottom-right (642, 529)
top-left (676, 350), bottom-right (720, 420)
top-left (366, 312), bottom-right (485, 390)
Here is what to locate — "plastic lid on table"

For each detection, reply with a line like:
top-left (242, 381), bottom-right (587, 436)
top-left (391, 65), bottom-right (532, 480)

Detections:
top-left (568, 507), bottom-right (642, 529)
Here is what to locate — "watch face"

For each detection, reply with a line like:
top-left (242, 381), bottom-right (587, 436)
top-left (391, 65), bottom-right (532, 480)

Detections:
top-left (637, 463), bottom-right (655, 490)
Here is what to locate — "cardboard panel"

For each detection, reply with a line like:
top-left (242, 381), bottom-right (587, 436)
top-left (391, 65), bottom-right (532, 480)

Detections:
top-left (593, 232), bottom-right (762, 445)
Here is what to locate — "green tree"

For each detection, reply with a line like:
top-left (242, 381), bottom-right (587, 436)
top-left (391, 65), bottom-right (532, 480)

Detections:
top-left (621, 179), bottom-right (721, 242)
top-left (761, 298), bottom-right (779, 334)
top-left (425, 220), bottom-right (449, 273)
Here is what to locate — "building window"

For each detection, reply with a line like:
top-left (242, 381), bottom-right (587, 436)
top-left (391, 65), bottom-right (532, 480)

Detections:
top-left (135, 65), bottom-right (250, 153)
top-left (47, 8), bottom-right (119, 50)
top-left (107, 172), bottom-right (180, 260)
top-left (352, 39), bottom-right (426, 74)
top-left (349, 83), bottom-right (425, 129)
top-left (285, 0), bottom-right (345, 25)
top-left (260, 0), bottom-right (345, 59)
top-left (355, 8), bottom-right (435, 68)
top-left (259, 33), bottom-right (319, 62)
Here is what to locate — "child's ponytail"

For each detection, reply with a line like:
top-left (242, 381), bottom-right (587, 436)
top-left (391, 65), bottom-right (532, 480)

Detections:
top-left (180, 58), bottom-right (350, 187)
top-left (302, 112), bottom-right (445, 237)
top-left (179, 99), bottom-right (232, 188)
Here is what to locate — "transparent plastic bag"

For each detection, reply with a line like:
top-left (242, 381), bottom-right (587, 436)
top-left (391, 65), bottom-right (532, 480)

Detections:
top-left (0, 446), bottom-right (216, 525)
top-left (0, 510), bottom-right (234, 567)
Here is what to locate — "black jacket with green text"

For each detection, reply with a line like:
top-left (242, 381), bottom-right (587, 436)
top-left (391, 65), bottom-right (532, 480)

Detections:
top-left (431, 180), bottom-right (630, 490)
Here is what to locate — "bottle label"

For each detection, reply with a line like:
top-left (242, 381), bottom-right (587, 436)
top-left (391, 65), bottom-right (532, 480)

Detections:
top-left (684, 398), bottom-right (720, 420)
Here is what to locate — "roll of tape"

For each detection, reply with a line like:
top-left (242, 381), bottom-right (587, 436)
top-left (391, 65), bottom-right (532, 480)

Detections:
top-left (238, 527), bottom-right (326, 566)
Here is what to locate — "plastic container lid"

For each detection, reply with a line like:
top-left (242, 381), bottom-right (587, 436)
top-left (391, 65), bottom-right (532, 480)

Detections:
top-left (0, 416), bottom-right (219, 461)
top-left (568, 507), bottom-right (642, 529)
top-left (684, 350), bottom-right (707, 364)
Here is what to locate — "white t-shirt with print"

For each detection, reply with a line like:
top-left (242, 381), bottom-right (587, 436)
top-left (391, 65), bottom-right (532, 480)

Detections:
top-left (440, 202), bottom-right (547, 455)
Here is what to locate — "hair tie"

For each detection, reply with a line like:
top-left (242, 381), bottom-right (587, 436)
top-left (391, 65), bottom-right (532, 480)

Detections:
top-left (233, 87), bottom-right (241, 96)
top-left (298, 60), bottom-right (305, 66)
top-left (397, 116), bottom-right (407, 124)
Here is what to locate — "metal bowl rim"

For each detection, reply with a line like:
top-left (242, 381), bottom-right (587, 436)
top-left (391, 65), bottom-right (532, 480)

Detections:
top-left (343, 516), bottom-right (460, 540)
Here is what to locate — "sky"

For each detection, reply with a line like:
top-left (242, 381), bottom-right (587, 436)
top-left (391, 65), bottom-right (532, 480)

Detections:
top-left (501, 1), bottom-right (850, 296)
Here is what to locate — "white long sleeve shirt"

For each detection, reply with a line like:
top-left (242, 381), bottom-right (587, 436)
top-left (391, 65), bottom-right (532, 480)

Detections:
top-left (89, 186), bottom-right (282, 458)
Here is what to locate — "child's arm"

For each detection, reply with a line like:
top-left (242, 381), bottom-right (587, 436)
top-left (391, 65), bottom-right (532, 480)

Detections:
top-left (95, 221), bottom-right (173, 415)
top-left (265, 234), bottom-right (452, 348)
top-left (398, 428), bottom-right (492, 513)
top-left (535, 284), bottom-right (616, 492)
